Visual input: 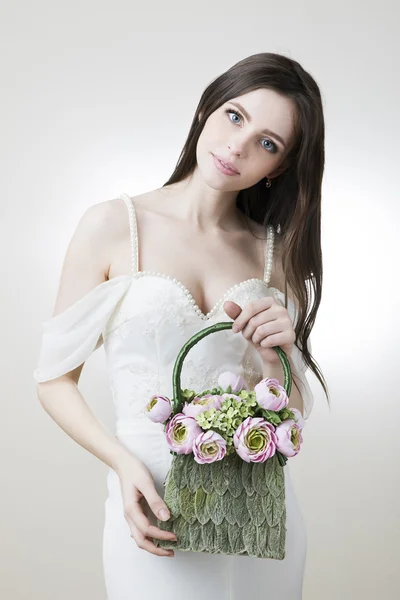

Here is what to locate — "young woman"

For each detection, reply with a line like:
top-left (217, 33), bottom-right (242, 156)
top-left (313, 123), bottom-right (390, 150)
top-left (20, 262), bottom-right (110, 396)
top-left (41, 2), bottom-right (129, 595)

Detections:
top-left (34, 52), bottom-right (329, 599)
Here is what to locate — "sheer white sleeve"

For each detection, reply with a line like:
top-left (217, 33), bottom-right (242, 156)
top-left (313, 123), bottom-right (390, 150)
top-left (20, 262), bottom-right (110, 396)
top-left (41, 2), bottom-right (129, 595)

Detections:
top-left (33, 277), bottom-right (131, 383)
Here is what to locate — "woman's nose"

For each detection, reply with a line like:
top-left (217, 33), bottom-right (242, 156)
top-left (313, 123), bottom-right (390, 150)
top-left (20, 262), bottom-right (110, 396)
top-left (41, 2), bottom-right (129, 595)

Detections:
top-left (227, 136), bottom-right (247, 156)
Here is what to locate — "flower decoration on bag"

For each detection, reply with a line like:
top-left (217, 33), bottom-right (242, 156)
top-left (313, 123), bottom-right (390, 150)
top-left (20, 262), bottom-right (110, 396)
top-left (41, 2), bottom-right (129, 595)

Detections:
top-left (145, 370), bottom-right (304, 466)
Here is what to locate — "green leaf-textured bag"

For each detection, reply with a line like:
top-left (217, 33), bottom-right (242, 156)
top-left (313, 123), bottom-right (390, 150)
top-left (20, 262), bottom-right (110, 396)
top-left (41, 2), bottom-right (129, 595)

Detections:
top-left (153, 321), bottom-right (293, 559)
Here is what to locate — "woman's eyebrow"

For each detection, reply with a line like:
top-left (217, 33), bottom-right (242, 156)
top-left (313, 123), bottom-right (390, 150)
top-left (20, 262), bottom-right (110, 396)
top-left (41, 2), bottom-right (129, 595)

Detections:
top-left (229, 101), bottom-right (287, 149)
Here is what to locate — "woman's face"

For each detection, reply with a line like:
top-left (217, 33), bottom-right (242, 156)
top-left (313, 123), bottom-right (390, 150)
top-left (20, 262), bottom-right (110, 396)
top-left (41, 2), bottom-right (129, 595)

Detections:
top-left (196, 88), bottom-right (297, 191)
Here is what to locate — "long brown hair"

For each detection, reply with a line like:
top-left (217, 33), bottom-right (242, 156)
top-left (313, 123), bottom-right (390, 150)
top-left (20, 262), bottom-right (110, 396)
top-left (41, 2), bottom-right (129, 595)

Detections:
top-left (162, 52), bottom-right (330, 406)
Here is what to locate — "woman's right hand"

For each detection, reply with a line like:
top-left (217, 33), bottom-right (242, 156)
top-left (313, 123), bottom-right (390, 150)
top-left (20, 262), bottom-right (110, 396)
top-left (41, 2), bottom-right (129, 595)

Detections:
top-left (116, 455), bottom-right (177, 557)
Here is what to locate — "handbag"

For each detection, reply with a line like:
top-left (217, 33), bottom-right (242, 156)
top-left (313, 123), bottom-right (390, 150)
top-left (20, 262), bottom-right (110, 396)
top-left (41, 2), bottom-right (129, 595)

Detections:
top-left (151, 321), bottom-right (295, 559)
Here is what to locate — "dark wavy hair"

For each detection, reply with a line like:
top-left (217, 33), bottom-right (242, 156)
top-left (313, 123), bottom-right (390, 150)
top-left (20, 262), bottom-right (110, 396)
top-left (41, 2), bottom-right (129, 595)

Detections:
top-left (162, 52), bottom-right (330, 406)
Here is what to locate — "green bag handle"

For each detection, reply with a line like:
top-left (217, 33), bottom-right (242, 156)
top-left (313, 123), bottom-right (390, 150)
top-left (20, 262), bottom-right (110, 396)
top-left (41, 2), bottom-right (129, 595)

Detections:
top-left (171, 321), bottom-right (293, 414)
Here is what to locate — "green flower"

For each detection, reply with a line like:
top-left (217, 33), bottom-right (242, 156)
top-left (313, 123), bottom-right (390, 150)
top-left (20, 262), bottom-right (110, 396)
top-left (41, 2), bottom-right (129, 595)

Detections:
top-left (194, 392), bottom-right (259, 452)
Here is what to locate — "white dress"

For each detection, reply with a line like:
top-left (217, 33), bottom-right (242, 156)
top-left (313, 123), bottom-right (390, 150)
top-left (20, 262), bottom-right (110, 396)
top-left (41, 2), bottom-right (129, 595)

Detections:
top-left (33, 193), bottom-right (314, 600)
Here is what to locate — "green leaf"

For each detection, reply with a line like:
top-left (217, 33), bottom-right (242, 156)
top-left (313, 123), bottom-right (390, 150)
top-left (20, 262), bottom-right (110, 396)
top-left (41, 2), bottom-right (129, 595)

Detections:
top-left (279, 407), bottom-right (295, 421)
top-left (184, 455), bottom-right (201, 493)
top-left (210, 459), bottom-right (229, 496)
top-left (194, 486), bottom-right (209, 525)
top-left (252, 461), bottom-right (269, 496)
top-left (178, 487), bottom-right (197, 524)
top-left (241, 460), bottom-right (255, 496)
top-left (174, 515), bottom-right (192, 550)
top-left (265, 454), bottom-right (285, 498)
top-left (155, 516), bottom-right (174, 535)
top-left (258, 409), bottom-right (282, 426)
top-left (205, 491), bottom-right (225, 526)
top-left (262, 490), bottom-right (285, 527)
top-left (278, 508), bottom-right (287, 558)
top-left (256, 522), bottom-right (268, 557)
top-left (228, 522), bottom-right (246, 554)
top-left (216, 518), bottom-right (230, 554)
top-left (242, 522), bottom-right (259, 557)
top-left (220, 489), bottom-right (237, 525)
top-left (267, 522), bottom-right (283, 557)
top-left (246, 491), bottom-right (266, 526)
top-left (224, 454), bottom-right (244, 498)
top-left (189, 518), bottom-right (205, 552)
top-left (171, 455), bottom-right (187, 490)
top-left (233, 489), bottom-right (251, 527)
top-left (182, 388), bottom-right (197, 401)
top-left (163, 473), bottom-right (180, 518)
top-left (153, 517), bottom-right (176, 549)
top-left (276, 451), bottom-right (287, 467)
top-left (201, 519), bottom-right (217, 552)
top-left (198, 462), bottom-right (214, 494)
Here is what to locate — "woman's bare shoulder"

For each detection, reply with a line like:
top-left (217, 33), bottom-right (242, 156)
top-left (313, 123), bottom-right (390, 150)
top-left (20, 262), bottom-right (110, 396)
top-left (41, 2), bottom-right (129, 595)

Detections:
top-left (84, 191), bottom-right (157, 241)
top-left (87, 195), bottom-right (130, 235)
top-left (53, 196), bottom-right (133, 290)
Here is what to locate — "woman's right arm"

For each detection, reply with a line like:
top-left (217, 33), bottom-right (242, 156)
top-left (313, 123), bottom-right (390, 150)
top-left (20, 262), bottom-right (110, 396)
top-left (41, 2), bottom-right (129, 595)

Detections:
top-left (35, 200), bottom-right (177, 557)
top-left (35, 200), bottom-right (126, 466)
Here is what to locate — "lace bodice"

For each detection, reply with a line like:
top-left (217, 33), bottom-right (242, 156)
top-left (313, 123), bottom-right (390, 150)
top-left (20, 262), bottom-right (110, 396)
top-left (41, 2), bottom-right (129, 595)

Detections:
top-left (33, 193), bottom-right (314, 433)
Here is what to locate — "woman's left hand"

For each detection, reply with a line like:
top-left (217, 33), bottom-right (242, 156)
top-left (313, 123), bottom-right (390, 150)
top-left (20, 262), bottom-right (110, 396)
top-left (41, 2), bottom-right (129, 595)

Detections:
top-left (223, 296), bottom-right (295, 365)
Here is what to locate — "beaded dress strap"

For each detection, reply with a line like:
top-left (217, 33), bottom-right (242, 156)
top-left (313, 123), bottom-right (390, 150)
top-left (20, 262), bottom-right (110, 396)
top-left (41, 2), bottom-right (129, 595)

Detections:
top-left (119, 193), bottom-right (139, 275)
top-left (263, 224), bottom-right (275, 286)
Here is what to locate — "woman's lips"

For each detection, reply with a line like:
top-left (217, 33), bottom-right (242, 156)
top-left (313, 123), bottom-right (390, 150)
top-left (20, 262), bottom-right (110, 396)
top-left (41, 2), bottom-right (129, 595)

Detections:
top-left (212, 154), bottom-right (240, 176)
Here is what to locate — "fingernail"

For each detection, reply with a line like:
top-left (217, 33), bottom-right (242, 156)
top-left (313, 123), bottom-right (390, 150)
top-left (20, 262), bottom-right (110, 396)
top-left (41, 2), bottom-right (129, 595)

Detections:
top-left (159, 508), bottom-right (170, 521)
top-left (232, 325), bottom-right (239, 333)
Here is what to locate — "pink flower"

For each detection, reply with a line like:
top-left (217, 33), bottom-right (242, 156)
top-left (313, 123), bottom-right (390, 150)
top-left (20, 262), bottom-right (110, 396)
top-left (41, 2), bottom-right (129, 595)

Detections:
top-left (192, 430), bottom-right (227, 464)
top-left (218, 371), bottom-right (248, 393)
top-left (290, 408), bottom-right (305, 431)
top-left (165, 414), bottom-right (202, 454)
top-left (145, 395), bottom-right (172, 423)
top-left (182, 394), bottom-right (223, 418)
top-left (233, 417), bottom-right (277, 463)
top-left (275, 420), bottom-right (303, 457)
top-left (254, 377), bottom-right (289, 412)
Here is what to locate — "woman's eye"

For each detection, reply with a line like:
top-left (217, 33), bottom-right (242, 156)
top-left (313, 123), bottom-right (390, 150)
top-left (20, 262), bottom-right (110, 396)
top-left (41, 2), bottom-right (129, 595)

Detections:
top-left (226, 109), bottom-right (241, 124)
top-left (261, 139), bottom-right (277, 152)
top-left (225, 109), bottom-right (277, 153)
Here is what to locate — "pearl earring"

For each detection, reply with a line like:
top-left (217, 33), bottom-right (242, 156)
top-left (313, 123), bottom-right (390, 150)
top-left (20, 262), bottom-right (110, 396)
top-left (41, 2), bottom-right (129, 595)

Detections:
top-left (265, 177), bottom-right (272, 188)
